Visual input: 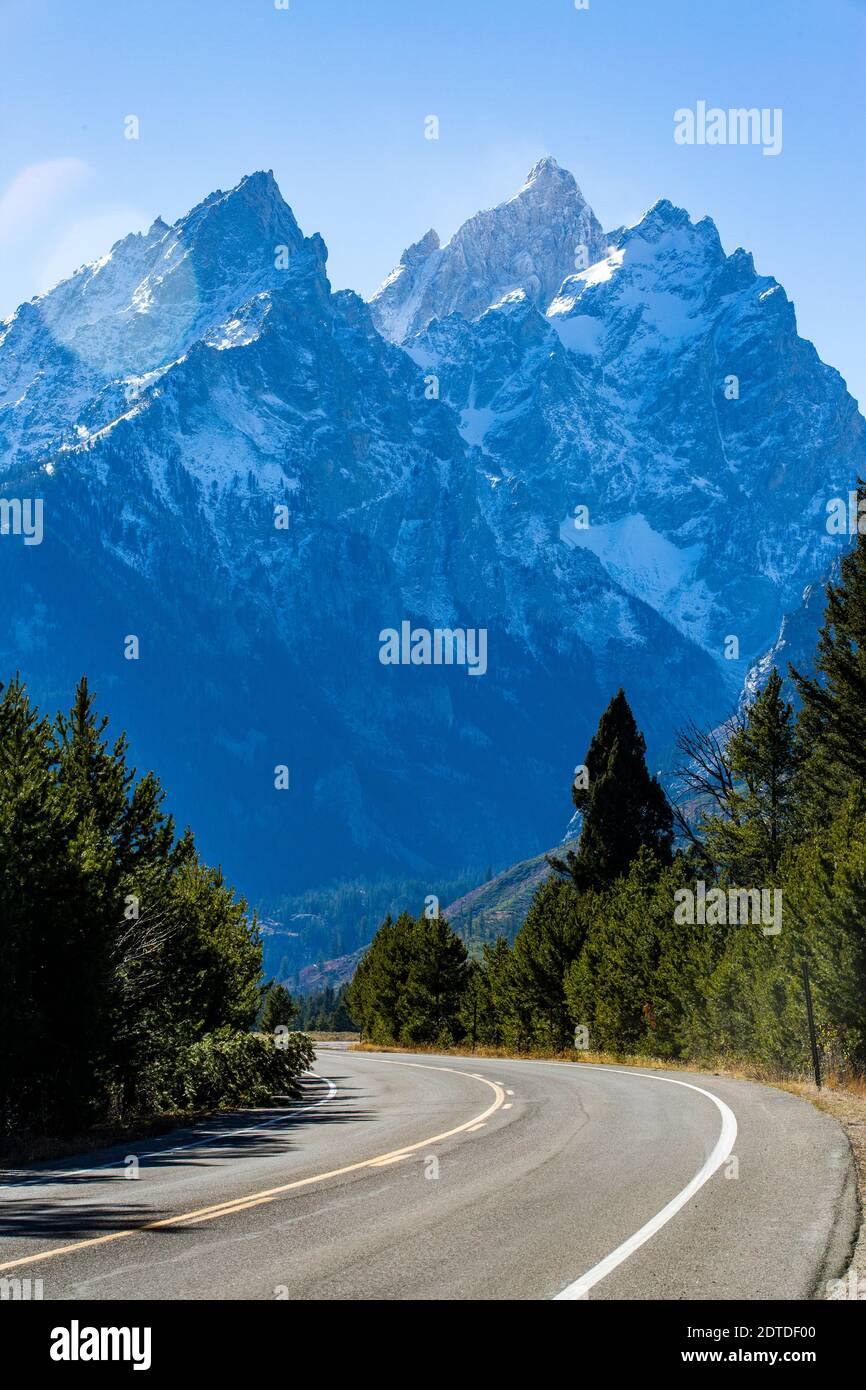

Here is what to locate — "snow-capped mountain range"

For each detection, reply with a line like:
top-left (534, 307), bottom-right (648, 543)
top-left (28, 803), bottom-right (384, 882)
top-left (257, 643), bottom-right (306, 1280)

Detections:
top-left (1, 158), bottom-right (861, 894)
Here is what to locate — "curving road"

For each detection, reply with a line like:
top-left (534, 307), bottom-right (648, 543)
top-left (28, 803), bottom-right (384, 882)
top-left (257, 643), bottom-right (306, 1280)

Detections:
top-left (0, 1048), bottom-right (857, 1300)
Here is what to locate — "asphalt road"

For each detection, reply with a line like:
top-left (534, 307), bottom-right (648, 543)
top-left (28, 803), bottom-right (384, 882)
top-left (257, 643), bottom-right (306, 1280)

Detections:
top-left (0, 1048), bottom-right (857, 1300)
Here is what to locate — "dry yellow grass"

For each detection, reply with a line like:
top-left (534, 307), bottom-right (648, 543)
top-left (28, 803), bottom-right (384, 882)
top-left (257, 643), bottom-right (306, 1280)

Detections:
top-left (306, 1031), bottom-right (360, 1042)
top-left (352, 1038), bottom-right (822, 1080)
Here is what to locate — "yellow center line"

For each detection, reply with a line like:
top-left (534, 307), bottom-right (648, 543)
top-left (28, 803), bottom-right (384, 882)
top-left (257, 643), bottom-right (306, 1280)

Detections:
top-left (0, 1059), bottom-right (505, 1273)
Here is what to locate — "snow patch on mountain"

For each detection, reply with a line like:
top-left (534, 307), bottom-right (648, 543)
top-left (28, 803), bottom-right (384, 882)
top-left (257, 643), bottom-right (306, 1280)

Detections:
top-left (561, 512), bottom-right (702, 609)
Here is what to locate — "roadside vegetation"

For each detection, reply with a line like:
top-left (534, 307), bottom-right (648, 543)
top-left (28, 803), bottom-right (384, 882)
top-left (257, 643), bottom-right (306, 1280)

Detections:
top-left (0, 676), bottom-right (312, 1159)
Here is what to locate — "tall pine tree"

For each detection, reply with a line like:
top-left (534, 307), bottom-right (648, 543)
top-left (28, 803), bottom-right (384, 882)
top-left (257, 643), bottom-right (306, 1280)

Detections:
top-left (0, 677), bottom-right (70, 1133)
top-left (549, 689), bottom-right (673, 891)
top-left (701, 669), bottom-right (798, 881)
top-left (792, 508), bottom-right (866, 818)
top-left (259, 982), bottom-right (297, 1033)
top-left (510, 876), bottom-right (587, 1049)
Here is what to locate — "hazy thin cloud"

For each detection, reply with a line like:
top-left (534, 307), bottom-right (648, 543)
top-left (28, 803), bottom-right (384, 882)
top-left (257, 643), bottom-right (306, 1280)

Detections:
top-left (0, 157), bottom-right (92, 244)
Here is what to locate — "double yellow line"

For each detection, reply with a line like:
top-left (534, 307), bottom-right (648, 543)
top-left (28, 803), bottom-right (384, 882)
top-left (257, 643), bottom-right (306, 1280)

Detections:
top-left (0, 1060), bottom-right (505, 1273)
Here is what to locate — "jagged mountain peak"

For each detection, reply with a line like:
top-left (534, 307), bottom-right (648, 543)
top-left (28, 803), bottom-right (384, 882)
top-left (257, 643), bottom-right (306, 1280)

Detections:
top-left (622, 198), bottom-right (724, 257)
top-left (407, 164), bottom-right (861, 675)
top-left (406, 228), bottom-right (441, 262)
top-left (545, 195), bottom-right (730, 344)
top-left (4, 169), bottom-right (325, 386)
top-left (237, 167), bottom-right (279, 192)
top-left (369, 156), bottom-right (607, 343)
top-left (0, 170), bottom-right (334, 475)
top-left (518, 154), bottom-right (579, 194)
top-left (524, 153), bottom-right (565, 177)
top-left (169, 168), bottom-right (306, 255)
top-left (190, 168), bottom-right (285, 216)
top-left (502, 154), bottom-right (593, 222)
top-left (638, 196), bottom-right (687, 223)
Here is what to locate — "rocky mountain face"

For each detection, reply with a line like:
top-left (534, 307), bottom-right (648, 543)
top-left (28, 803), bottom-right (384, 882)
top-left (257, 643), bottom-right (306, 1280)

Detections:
top-left (443, 839), bottom-right (580, 947)
top-left (1, 161), bottom-right (860, 899)
top-left (369, 156), bottom-right (607, 342)
top-left (377, 170), bottom-right (859, 679)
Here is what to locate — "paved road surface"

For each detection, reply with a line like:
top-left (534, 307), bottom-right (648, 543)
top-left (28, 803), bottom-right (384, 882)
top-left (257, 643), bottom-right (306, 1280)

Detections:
top-left (0, 1048), bottom-right (857, 1300)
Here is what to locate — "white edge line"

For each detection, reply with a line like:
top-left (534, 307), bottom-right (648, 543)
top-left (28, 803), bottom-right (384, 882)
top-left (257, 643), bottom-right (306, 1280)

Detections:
top-left (554, 1065), bottom-right (738, 1300)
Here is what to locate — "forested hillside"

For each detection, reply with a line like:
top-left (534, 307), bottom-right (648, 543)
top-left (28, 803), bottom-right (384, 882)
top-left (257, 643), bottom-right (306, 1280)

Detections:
top-left (260, 867), bottom-right (490, 986)
top-left (347, 523), bottom-right (866, 1080)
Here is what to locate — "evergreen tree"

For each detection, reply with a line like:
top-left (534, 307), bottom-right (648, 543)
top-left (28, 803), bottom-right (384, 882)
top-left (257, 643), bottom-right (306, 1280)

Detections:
top-left (564, 851), bottom-right (714, 1060)
top-left (330, 984), bottom-right (357, 1032)
top-left (701, 669), bottom-right (798, 881)
top-left (259, 982), bottom-right (297, 1033)
top-left (549, 689), bottom-right (673, 891)
top-left (161, 852), bottom-right (262, 1036)
top-left (295, 983), bottom-right (357, 1032)
top-left (31, 677), bottom-right (131, 1129)
top-left (465, 936), bottom-right (528, 1050)
top-left (784, 799), bottom-right (866, 1073)
top-left (345, 913), bottom-right (415, 1043)
top-left (405, 912), bottom-right (468, 1045)
top-left (0, 677), bottom-right (69, 1132)
top-left (511, 876), bottom-right (587, 1049)
top-left (458, 959), bottom-right (485, 1049)
top-left (345, 909), bottom-right (468, 1046)
top-left (792, 513), bottom-right (866, 818)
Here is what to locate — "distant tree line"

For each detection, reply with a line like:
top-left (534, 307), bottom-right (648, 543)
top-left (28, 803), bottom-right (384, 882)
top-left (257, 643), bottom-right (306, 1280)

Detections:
top-left (347, 518), bottom-right (866, 1079)
top-left (254, 980), bottom-right (357, 1034)
top-left (294, 983), bottom-right (356, 1033)
top-left (0, 677), bottom-right (313, 1142)
top-left (261, 866), bottom-right (491, 984)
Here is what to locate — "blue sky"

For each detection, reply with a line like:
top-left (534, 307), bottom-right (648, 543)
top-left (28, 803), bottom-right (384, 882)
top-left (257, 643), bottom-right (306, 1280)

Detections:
top-left (1, 0), bottom-right (864, 400)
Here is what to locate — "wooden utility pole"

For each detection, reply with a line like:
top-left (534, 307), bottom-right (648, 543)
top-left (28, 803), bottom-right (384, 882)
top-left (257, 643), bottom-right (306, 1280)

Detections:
top-left (802, 957), bottom-right (821, 1089)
